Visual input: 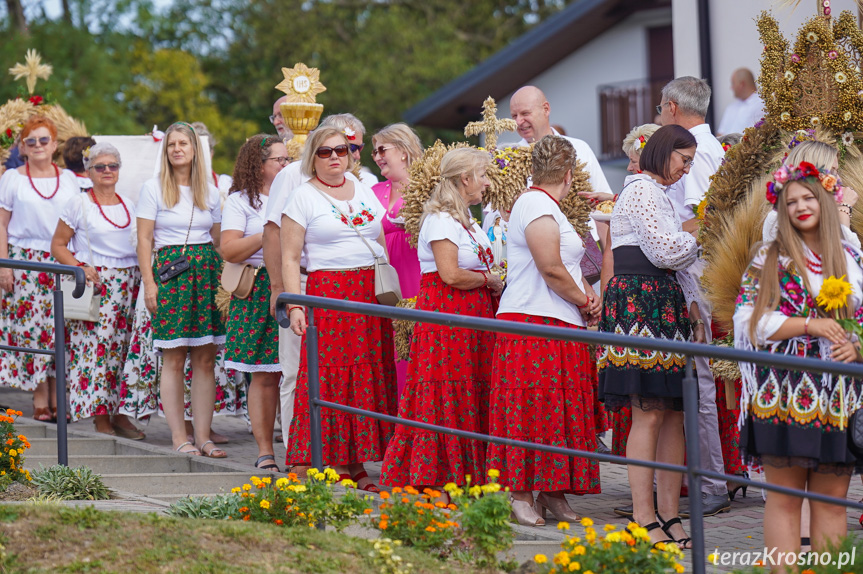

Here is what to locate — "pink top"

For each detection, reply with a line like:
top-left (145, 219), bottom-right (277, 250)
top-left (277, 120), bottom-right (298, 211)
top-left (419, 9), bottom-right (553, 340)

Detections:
top-left (373, 180), bottom-right (421, 299)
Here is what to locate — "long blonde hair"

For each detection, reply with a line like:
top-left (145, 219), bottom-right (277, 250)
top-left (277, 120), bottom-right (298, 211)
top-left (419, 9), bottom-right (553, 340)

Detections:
top-left (748, 178), bottom-right (848, 343)
top-left (160, 122), bottom-right (210, 210)
top-left (420, 148), bottom-right (488, 230)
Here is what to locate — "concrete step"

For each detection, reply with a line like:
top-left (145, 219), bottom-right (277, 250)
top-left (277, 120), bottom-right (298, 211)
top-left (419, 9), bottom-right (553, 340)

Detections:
top-left (13, 424), bottom-right (51, 439)
top-left (100, 472), bottom-right (277, 496)
top-left (24, 455), bottom-right (197, 474)
top-left (28, 437), bottom-right (118, 457)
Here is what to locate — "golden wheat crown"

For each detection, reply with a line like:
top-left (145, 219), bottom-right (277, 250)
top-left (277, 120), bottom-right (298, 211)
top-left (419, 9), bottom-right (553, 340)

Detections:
top-left (759, 10), bottom-right (863, 133)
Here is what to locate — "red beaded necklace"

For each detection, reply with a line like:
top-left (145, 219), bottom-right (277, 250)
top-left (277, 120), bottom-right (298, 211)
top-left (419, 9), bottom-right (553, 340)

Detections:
top-left (315, 175), bottom-right (346, 189)
top-left (26, 162), bottom-right (60, 200)
top-left (89, 189), bottom-right (131, 229)
top-left (805, 250), bottom-right (822, 274)
top-left (529, 186), bottom-right (560, 206)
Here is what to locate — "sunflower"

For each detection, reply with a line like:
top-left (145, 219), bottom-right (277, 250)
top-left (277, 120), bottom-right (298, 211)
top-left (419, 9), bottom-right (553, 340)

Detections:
top-left (816, 275), bottom-right (852, 312)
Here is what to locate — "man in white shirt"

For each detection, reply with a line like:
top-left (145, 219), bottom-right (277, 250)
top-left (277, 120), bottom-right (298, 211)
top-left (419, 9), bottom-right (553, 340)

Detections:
top-left (716, 68), bottom-right (764, 136)
top-left (658, 76), bottom-right (730, 517)
top-left (270, 96), bottom-right (293, 142)
top-left (263, 113), bottom-right (368, 450)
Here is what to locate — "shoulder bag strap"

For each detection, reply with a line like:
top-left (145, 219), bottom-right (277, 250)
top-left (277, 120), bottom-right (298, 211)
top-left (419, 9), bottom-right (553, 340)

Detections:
top-left (314, 187), bottom-right (383, 262)
top-left (181, 199), bottom-right (194, 255)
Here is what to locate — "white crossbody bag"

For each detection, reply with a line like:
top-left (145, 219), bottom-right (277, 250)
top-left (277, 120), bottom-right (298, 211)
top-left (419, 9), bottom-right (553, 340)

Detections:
top-left (315, 188), bottom-right (402, 306)
top-left (60, 194), bottom-right (101, 322)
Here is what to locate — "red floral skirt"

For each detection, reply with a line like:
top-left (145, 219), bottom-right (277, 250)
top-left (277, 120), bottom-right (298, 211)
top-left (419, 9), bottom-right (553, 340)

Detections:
top-left (486, 313), bottom-right (601, 493)
top-left (285, 269), bottom-right (397, 466)
top-left (381, 272), bottom-right (495, 487)
top-left (713, 325), bottom-right (745, 475)
top-left (611, 407), bottom-right (633, 456)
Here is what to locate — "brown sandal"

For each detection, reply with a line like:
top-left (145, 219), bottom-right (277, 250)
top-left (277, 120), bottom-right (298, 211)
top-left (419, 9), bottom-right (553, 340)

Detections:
top-left (33, 406), bottom-right (52, 422)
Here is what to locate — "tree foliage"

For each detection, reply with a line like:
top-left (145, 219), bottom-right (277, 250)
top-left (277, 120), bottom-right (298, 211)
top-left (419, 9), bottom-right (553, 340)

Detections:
top-left (0, 0), bottom-right (571, 174)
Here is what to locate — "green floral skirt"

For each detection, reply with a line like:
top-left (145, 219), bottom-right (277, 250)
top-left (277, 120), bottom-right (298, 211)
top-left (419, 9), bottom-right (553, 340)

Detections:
top-left (152, 243), bottom-right (225, 350)
top-left (224, 267), bottom-right (280, 372)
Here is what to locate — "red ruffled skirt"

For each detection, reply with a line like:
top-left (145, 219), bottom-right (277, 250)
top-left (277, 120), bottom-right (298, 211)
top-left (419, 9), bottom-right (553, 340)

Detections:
top-left (381, 272), bottom-right (495, 487)
top-left (486, 313), bottom-right (601, 493)
top-left (286, 269), bottom-right (397, 466)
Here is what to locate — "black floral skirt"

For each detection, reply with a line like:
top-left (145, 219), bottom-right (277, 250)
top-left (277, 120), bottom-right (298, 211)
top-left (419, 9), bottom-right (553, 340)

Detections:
top-left (597, 250), bottom-right (691, 412)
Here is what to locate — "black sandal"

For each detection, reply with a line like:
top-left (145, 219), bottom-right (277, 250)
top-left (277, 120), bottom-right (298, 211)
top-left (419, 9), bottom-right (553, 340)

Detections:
top-left (641, 521), bottom-right (677, 549)
top-left (254, 454), bottom-right (281, 472)
top-left (657, 514), bottom-right (692, 550)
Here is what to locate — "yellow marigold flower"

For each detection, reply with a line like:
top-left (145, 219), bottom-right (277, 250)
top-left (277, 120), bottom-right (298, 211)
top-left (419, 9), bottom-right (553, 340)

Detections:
top-left (557, 522), bottom-right (570, 531)
top-left (468, 485), bottom-right (482, 498)
top-left (584, 571), bottom-right (594, 574)
top-left (262, 477), bottom-right (271, 485)
top-left (259, 500), bottom-right (270, 509)
top-left (568, 562), bottom-right (580, 572)
top-left (573, 545), bottom-right (586, 555)
top-left (554, 551), bottom-right (570, 566)
top-left (242, 484), bottom-right (252, 491)
top-left (8, 449), bottom-right (16, 457)
top-left (487, 469), bottom-right (500, 478)
top-left (603, 524), bottom-right (616, 532)
top-left (605, 532), bottom-right (622, 543)
top-left (275, 478), bottom-right (289, 488)
top-left (580, 517), bottom-right (593, 527)
top-left (231, 487), bottom-right (241, 493)
top-left (250, 475), bottom-right (261, 483)
top-left (340, 479), bottom-right (357, 488)
top-left (534, 554), bottom-right (548, 564)
top-left (817, 275), bottom-right (852, 312)
top-left (314, 472), bottom-right (326, 481)
top-left (674, 564), bottom-right (685, 573)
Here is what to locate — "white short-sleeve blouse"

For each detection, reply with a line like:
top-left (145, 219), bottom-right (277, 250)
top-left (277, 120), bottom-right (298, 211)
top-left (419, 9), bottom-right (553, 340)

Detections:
top-left (418, 212), bottom-right (493, 273)
top-left (136, 178), bottom-right (221, 250)
top-left (59, 192), bottom-right (138, 268)
top-left (0, 167), bottom-right (79, 253)
top-left (221, 191), bottom-right (267, 267)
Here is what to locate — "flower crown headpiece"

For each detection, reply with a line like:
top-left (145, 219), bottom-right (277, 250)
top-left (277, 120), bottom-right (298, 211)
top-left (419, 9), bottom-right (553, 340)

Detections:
top-left (766, 161), bottom-right (844, 207)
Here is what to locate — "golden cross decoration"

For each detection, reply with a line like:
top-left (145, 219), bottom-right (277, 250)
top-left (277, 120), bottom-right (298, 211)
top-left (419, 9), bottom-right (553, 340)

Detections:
top-left (9, 50), bottom-right (52, 95)
top-left (464, 97), bottom-right (517, 150)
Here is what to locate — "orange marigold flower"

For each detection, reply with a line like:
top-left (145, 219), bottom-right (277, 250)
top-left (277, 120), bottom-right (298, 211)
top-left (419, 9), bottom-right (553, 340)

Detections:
top-left (379, 491), bottom-right (390, 500)
top-left (379, 521), bottom-right (388, 530)
top-left (380, 514), bottom-right (389, 521)
top-left (274, 519), bottom-right (283, 525)
top-left (447, 504), bottom-right (457, 510)
top-left (404, 486), bottom-right (419, 495)
top-left (401, 497), bottom-right (410, 504)
top-left (425, 526), bottom-right (436, 532)
top-left (391, 487), bottom-right (402, 494)
top-left (363, 509), bottom-right (373, 515)
top-left (242, 515), bottom-right (251, 521)
top-left (435, 502), bottom-right (447, 508)
top-left (287, 473), bottom-right (298, 481)
top-left (428, 490), bottom-right (441, 499)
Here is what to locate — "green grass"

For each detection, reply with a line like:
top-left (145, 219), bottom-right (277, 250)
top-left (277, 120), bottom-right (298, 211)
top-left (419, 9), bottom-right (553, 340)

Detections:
top-left (0, 505), bottom-right (469, 573)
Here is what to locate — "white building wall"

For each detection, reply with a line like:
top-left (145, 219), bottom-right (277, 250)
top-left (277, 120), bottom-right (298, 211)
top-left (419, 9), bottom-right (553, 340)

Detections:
top-left (495, 8), bottom-right (672, 152)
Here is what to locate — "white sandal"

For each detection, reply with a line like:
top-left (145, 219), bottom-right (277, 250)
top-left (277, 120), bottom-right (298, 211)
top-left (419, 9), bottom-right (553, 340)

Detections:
top-left (175, 441), bottom-right (201, 456)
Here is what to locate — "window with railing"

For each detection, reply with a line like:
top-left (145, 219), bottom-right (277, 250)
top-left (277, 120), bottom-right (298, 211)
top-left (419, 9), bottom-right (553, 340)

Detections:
top-left (597, 77), bottom-right (671, 160)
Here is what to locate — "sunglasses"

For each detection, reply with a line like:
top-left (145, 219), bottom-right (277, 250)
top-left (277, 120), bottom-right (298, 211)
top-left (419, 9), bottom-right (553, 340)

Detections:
top-left (91, 163), bottom-right (120, 173)
top-left (24, 136), bottom-right (51, 147)
top-left (371, 145), bottom-right (394, 158)
top-left (315, 145), bottom-right (349, 159)
top-left (349, 143), bottom-right (364, 153)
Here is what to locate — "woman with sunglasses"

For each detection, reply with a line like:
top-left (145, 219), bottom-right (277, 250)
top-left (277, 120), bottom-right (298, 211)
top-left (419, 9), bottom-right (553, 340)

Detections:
top-left (371, 123), bottom-right (424, 398)
top-left (281, 126), bottom-right (396, 490)
top-left (0, 116), bottom-right (79, 421)
top-left (222, 134), bottom-right (287, 471)
top-left (136, 122), bottom-right (225, 458)
top-left (50, 142), bottom-right (145, 439)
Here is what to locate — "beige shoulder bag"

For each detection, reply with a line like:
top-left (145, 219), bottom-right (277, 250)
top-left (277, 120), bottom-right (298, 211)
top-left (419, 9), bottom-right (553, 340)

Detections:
top-left (221, 261), bottom-right (260, 299)
top-left (61, 194), bottom-right (102, 322)
top-left (315, 188), bottom-right (401, 306)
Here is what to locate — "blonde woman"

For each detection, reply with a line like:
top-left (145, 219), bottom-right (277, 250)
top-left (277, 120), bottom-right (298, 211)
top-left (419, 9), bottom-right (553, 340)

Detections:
top-left (735, 159), bottom-right (863, 566)
top-left (281, 126), bottom-right (396, 490)
top-left (136, 122), bottom-right (225, 457)
top-left (381, 148), bottom-right (503, 490)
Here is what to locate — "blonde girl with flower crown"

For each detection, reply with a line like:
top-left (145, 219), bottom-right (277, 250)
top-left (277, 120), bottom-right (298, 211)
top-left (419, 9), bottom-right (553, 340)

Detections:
top-left (734, 159), bottom-right (863, 568)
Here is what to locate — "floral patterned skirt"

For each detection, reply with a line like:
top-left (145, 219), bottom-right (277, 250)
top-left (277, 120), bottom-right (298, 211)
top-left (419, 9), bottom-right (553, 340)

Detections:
top-left (118, 286), bottom-right (246, 420)
top-left (597, 272), bottom-right (691, 412)
top-left (0, 245), bottom-right (57, 391)
top-left (741, 337), bottom-right (863, 475)
top-left (67, 266), bottom-right (140, 421)
top-left (713, 325), bottom-right (745, 476)
top-left (225, 268), bottom-right (280, 372)
top-left (286, 269), bottom-right (397, 466)
top-left (152, 243), bottom-right (225, 350)
top-left (611, 408), bottom-right (632, 456)
top-left (381, 272), bottom-right (495, 487)
top-left (486, 313), bottom-right (601, 494)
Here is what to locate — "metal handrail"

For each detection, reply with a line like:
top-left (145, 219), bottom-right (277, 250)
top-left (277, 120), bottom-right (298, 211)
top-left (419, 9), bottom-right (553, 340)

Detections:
top-left (0, 258), bottom-right (86, 466)
top-left (277, 292), bottom-right (863, 573)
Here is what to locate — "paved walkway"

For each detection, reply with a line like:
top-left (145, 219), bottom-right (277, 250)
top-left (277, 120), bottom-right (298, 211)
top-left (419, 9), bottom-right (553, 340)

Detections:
top-left (2, 386), bottom-right (861, 572)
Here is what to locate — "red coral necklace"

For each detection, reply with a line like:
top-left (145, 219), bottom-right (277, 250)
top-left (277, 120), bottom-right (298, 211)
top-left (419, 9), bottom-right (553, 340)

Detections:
top-left (805, 251), bottom-right (822, 274)
top-left (89, 190), bottom-right (131, 229)
top-left (26, 162), bottom-right (60, 199)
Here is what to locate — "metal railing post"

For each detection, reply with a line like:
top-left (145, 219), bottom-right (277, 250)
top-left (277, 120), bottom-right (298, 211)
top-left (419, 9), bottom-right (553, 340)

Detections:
top-left (52, 274), bottom-right (68, 466)
top-left (682, 356), bottom-right (704, 574)
top-left (305, 308), bottom-right (324, 474)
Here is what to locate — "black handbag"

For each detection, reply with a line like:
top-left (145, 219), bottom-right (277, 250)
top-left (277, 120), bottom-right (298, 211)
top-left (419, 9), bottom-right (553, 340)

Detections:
top-left (157, 205), bottom-right (194, 283)
top-left (848, 408), bottom-right (863, 460)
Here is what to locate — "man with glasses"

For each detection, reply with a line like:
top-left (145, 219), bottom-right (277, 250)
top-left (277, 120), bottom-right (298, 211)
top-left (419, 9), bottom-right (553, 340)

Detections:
top-left (270, 96), bottom-right (294, 142)
top-left (261, 113), bottom-right (370, 452)
top-left (657, 76), bottom-right (730, 519)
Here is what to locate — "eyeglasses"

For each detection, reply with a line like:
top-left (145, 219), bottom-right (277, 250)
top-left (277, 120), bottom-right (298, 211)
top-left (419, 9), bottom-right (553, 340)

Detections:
top-left (349, 143), bottom-right (364, 154)
top-left (371, 145), bottom-right (394, 158)
top-left (266, 156), bottom-right (289, 167)
top-left (315, 145), bottom-right (349, 159)
top-left (655, 101), bottom-right (671, 115)
top-left (268, 114), bottom-right (281, 124)
top-left (674, 150), bottom-right (695, 169)
top-left (91, 163), bottom-right (120, 173)
top-left (23, 136), bottom-right (51, 147)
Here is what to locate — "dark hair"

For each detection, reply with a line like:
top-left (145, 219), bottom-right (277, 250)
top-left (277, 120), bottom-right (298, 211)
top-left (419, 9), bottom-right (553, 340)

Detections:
top-left (638, 124), bottom-right (697, 179)
top-left (62, 136), bottom-right (97, 174)
top-left (229, 134), bottom-right (282, 210)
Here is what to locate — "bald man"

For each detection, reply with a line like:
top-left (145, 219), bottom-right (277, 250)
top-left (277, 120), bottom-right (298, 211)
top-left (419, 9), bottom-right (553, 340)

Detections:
top-left (716, 68), bottom-right (764, 136)
top-left (270, 96), bottom-right (294, 141)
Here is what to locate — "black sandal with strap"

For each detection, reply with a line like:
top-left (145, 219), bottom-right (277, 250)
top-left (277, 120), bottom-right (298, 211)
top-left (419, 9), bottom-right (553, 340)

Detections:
top-left (657, 514), bottom-right (692, 550)
top-left (255, 454), bottom-right (281, 472)
top-left (640, 521), bottom-right (677, 549)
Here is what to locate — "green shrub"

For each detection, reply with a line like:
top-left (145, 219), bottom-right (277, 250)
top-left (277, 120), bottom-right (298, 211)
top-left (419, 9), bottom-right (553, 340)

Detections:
top-left (166, 494), bottom-right (240, 520)
top-left (30, 465), bottom-right (110, 501)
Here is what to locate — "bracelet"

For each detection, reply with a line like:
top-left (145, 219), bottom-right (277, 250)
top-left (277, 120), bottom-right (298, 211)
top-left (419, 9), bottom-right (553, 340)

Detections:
top-left (288, 305), bottom-right (305, 315)
top-left (804, 316), bottom-right (811, 336)
top-left (577, 297), bottom-right (592, 309)
top-left (691, 319), bottom-right (704, 327)
top-left (76, 261), bottom-right (87, 267)
top-left (612, 194), bottom-right (619, 202)
top-left (473, 270), bottom-right (488, 288)
top-left (842, 203), bottom-right (854, 210)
